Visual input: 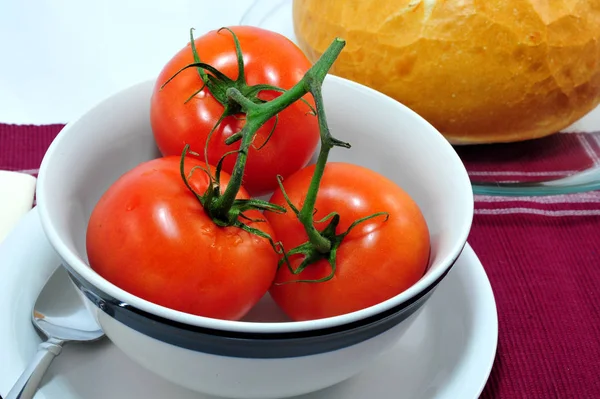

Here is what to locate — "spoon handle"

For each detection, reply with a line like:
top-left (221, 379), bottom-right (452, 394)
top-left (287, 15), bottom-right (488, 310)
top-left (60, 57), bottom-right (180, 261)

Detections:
top-left (6, 338), bottom-right (64, 399)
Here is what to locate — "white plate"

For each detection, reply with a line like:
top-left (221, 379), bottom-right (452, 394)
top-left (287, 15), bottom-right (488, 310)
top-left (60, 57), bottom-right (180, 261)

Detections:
top-left (0, 208), bottom-right (497, 399)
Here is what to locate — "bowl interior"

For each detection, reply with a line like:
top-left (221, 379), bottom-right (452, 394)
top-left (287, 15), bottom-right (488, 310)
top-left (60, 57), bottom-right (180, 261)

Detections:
top-left (37, 75), bottom-right (473, 333)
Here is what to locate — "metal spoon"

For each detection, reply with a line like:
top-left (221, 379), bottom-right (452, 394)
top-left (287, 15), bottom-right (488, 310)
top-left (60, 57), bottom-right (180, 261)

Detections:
top-left (6, 266), bottom-right (105, 399)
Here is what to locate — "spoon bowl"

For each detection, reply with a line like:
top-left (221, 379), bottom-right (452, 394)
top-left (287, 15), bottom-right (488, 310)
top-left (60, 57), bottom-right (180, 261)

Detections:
top-left (6, 266), bottom-right (104, 399)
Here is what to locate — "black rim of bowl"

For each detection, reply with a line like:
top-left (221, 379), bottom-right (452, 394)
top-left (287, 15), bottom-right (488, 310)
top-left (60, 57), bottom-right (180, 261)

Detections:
top-left (63, 245), bottom-right (463, 359)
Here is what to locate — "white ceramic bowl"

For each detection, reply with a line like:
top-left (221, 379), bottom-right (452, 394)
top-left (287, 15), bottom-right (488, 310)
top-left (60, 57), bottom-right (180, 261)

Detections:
top-left (36, 75), bottom-right (473, 399)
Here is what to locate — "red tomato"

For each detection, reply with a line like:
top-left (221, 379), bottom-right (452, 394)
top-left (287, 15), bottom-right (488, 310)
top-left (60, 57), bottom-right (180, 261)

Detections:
top-left (266, 162), bottom-right (431, 321)
top-left (86, 156), bottom-right (278, 321)
top-left (150, 26), bottom-right (319, 197)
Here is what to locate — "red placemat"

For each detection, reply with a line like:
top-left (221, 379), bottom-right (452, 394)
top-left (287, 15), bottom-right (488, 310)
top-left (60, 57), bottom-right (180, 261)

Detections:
top-left (1, 123), bottom-right (600, 398)
top-left (455, 131), bottom-right (600, 183)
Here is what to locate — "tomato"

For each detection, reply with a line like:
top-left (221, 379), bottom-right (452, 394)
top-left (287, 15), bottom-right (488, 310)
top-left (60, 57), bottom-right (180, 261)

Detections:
top-left (85, 156), bottom-right (278, 321)
top-left (265, 162), bottom-right (431, 321)
top-left (150, 26), bottom-right (320, 197)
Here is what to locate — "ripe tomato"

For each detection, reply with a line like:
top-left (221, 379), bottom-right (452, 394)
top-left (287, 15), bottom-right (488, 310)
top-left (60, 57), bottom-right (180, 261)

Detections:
top-left (150, 26), bottom-right (319, 197)
top-left (265, 162), bottom-right (431, 321)
top-left (86, 156), bottom-right (278, 321)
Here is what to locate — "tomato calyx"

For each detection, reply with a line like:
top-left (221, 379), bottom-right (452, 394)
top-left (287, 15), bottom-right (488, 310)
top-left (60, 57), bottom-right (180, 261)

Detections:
top-left (276, 209), bottom-right (390, 284)
top-left (178, 144), bottom-right (285, 247)
top-left (161, 28), bottom-right (316, 153)
top-left (273, 122), bottom-right (390, 283)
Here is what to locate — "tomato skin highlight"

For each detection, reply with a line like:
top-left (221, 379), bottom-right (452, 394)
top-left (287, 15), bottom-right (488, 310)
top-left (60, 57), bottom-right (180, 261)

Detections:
top-left (85, 156), bottom-right (278, 321)
top-left (266, 162), bottom-right (431, 321)
top-left (150, 26), bottom-right (320, 197)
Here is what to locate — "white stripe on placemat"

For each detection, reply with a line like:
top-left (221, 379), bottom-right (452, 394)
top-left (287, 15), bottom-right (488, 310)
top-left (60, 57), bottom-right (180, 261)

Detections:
top-left (16, 168), bottom-right (40, 175)
top-left (468, 170), bottom-right (577, 177)
top-left (475, 208), bottom-right (600, 216)
top-left (475, 191), bottom-right (600, 204)
top-left (580, 135), bottom-right (600, 165)
top-left (560, 129), bottom-right (600, 134)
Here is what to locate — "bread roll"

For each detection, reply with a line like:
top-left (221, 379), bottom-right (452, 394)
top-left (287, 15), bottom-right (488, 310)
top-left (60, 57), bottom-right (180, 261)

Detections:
top-left (293, 0), bottom-right (600, 144)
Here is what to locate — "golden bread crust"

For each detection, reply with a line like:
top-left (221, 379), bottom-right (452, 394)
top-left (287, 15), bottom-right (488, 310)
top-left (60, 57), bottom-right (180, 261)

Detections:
top-left (293, 0), bottom-right (600, 143)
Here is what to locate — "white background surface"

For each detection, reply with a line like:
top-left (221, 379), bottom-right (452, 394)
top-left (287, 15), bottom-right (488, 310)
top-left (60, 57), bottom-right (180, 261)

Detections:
top-left (1, 0), bottom-right (600, 131)
top-left (0, 0), bottom-right (255, 125)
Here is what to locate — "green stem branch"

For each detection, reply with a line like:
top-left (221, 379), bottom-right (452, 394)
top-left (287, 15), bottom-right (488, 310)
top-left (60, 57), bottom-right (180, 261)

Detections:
top-left (296, 80), bottom-right (351, 253)
top-left (209, 38), bottom-right (347, 224)
top-left (210, 119), bottom-right (261, 219)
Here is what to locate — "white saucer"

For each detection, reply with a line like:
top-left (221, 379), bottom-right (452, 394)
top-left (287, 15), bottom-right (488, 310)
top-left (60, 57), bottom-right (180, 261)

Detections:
top-left (0, 208), bottom-right (497, 399)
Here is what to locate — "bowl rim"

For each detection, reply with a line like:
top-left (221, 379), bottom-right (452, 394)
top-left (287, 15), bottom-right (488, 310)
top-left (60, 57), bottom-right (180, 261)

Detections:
top-left (64, 254), bottom-right (455, 357)
top-left (36, 74), bottom-right (474, 334)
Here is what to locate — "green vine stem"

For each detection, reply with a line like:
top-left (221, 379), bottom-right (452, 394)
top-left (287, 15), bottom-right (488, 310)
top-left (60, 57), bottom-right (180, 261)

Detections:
top-left (221, 36), bottom-right (388, 282)
top-left (293, 81), bottom-right (351, 253)
top-left (210, 38), bottom-right (348, 223)
top-left (165, 28), bottom-right (348, 246)
top-left (167, 29), bottom-right (386, 276)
